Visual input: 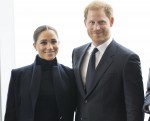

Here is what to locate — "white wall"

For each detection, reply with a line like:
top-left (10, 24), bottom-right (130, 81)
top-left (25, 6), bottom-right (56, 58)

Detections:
top-left (0, 34), bottom-right (1, 121)
top-left (0, 0), bottom-right (15, 120)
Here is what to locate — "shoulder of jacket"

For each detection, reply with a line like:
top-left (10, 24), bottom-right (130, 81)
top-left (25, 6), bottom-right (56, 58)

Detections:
top-left (12, 63), bottom-right (34, 73)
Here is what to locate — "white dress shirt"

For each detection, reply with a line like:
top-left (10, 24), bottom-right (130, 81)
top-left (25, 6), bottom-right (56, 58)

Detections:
top-left (149, 105), bottom-right (150, 111)
top-left (81, 37), bottom-right (113, 85)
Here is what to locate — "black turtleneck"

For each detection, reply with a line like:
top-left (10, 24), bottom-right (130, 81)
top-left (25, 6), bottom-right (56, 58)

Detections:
top-left (34, 55), bottom-right (59, 121)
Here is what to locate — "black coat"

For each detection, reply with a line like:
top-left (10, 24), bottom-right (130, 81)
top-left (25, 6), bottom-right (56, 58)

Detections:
top-left (72, 40), bottom-right (144, 121)
top-left (4, 59), bottom-right (76, 121)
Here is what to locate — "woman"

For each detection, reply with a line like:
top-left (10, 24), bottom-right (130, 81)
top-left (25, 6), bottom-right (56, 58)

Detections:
top-left (4, 25), bottom-right (76, 121)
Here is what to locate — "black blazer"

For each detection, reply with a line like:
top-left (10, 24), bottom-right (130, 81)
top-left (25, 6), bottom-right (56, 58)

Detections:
top-left (72, 40), bottom-right (144, 121)
top-left (4, 59), bottom-right (76, 121)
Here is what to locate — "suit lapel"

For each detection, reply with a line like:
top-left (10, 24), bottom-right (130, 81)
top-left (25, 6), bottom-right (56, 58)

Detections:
top-left (74, 43), bottom-right (90, 97)
top-left (86, 40), bottom-right (117, 97)
top-left (30, 64), bottom-right (41, 111)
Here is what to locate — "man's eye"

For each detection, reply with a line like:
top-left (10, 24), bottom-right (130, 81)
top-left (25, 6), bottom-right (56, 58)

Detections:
top-left (99, 21), bottom-right (106, 25)
top-left (90, 21), bottom-right (95, 24)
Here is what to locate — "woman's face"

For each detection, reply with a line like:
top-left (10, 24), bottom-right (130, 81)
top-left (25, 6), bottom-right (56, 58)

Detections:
top-left (33, 30), bottom-right (59, 61)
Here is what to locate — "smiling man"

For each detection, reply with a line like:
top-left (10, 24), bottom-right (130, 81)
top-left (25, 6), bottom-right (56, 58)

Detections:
top-left (72, 1), bottom-right (144, 121)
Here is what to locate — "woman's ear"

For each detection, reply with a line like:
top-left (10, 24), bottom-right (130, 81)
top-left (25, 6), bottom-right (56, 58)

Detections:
top-left (84, 19), bottom-right (86, 27)
top-left (33, 43), bottom-right (37, 51)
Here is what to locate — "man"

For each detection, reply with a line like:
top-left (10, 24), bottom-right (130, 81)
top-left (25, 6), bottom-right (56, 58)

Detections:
top-left (72, 0), bottom-right (144, 121)
top-left (143, 69), bottom-right (150, 121)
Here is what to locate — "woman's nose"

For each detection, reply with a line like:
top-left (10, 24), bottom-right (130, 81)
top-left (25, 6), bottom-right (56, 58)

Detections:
top-left (46, 42), bottom-right (53, 49)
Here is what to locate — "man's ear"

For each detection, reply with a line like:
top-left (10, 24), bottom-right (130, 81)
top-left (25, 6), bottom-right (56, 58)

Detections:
top-left (110, 17), bottom-right (114, 27)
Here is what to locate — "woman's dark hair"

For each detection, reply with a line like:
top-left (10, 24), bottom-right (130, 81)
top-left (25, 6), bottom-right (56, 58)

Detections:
top-left (33, 25), bottom-right (58, 43)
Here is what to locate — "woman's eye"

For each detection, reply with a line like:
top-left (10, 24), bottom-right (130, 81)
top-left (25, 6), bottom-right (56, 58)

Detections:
top-left (41, 41), bottom-right (47, 45)
top-left (51, 39), bottom-right (58, 45)
top-left (40, 39), bottom-right (58, 45)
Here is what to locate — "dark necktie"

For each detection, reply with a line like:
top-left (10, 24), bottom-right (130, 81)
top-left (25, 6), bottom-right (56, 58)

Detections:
top-left (86, 48), bottom-right (98, 93)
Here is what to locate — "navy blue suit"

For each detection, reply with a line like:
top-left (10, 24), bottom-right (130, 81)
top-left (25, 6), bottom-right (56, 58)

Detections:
top-left (72, 40), bottom-right (144, 121)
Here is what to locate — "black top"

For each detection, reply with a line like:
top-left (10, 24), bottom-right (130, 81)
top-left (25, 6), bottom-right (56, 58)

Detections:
top-left (34, 55), bottom-right (59, 121)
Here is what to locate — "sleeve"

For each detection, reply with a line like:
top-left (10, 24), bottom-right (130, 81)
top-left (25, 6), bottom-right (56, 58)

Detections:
top-left (4, 70), bottom-right (17, 121)
top-left (124, 54), bottom-right (144, 121)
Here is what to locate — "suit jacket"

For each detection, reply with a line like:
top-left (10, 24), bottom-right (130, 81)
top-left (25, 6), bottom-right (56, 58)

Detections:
top-left (4, 59), bottom-right (76, 121)
top-left (72, 40), bottom-right (144, 121)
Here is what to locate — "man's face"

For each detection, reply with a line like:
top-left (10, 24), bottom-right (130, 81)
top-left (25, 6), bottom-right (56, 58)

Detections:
top-left (84, 8), bottom-right (114, 46)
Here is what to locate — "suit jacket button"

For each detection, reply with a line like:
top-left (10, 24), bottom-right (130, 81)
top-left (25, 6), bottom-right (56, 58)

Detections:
top-left (80, 117), bottom-right (83, 120)
top-left (59, 116), bottom-right (63, 120)
top-left (84, 100), bottom-right (88, 103)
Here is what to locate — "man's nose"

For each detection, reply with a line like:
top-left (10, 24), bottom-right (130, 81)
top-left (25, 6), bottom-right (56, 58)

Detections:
top-left (94, 23), bottom-right (101, 30)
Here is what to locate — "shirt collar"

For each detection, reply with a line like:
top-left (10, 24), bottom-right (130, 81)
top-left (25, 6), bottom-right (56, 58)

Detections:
top-left (88, 36), bottom-right (113, 54)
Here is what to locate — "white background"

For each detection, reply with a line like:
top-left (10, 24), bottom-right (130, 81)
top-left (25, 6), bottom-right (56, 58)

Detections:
top-left (2, 0), bottom-right (150, 120)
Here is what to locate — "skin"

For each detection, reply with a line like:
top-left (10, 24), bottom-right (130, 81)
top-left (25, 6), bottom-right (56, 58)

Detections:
top-left (84, 8), bottom-right (114, 46)
top-left (33, 30), bottom-right (59, 61)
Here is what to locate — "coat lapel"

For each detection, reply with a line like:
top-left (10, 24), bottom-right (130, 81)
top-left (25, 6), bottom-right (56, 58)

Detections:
top-left (30, 64), bottom-right (41, 111)
top-left (29, 62), bottom-right (64, 115)
top-left (52, 65), bottom-right (64, 115)
top-left (85, 40), bottom-right (117, 97)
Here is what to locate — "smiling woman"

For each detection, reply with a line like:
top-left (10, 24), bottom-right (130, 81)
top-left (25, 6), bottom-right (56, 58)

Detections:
top-left (33, 25), bottom-right (60, 61)
top-left (4, 25), bottom-right (77, 121)
top-left (1, 0), bottom-right (150, 121)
